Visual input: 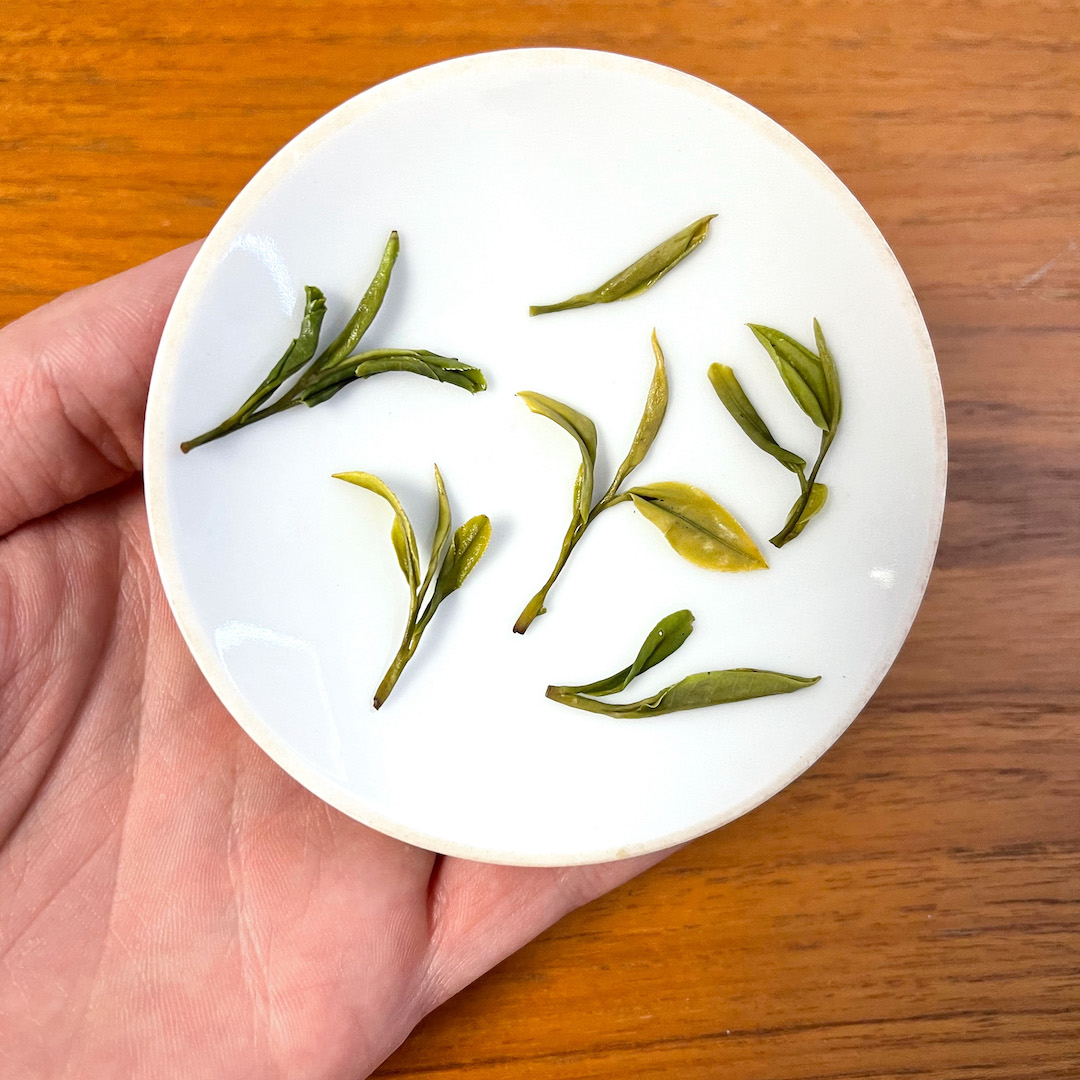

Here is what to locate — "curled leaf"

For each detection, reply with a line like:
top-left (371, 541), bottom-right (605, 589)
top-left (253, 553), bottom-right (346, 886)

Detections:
top-left (748, 324), bottom-right (831, 430)
top-left (259, 286), bottom-right (329, 396)
top-left (180, 286), bottom-right (327, 452)
top-left (511, 389), bottom-right (599, 634)
top-left (571, 463), bottom-right (586, 517)
top-left (547, 668), bottom-right (821, 717)
top-left (299, 380), bottom-right (351, 408)
top-left (518, 391), bottom-right (598, 525)
top-left (603, 329), bottom-right (670, 500)
top-left (182, 232), bottom-right (487, 450)
top-left (332, 471), bottom-right (420, 592)
top-left (267, 286), bottom-right (329, 387)
top-left (420, 465), bottom-right (454, 597)
top-left (390, 518), bottom-right (413, 583)
top-left (338, 467), bottom-right (490, 709)
top-left (529, 214), bottom-right (716, 315)
top-left (550, 609), bottom-right (695, 698)
top-left (436, 515), bottom-right (492, 597)
top-left (707, 362), bottom-right (805, 472)
top-left (297, 349), bottom-right (487, 405)
top-left (353, 350), bottom-right (487, 393)
top-left (773, 482), bottom-right (828, 547)
top-left (814, 318), bottom-right (842, 433)
top-left (313, 231), bottom-right (400, 377)
top-left (626, 481), bottom-right (768, 571)
top-left (293, 363), bottom-right (355, 405)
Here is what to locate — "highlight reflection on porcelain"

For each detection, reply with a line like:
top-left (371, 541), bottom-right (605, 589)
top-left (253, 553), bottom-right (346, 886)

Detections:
top-left (227, 233), bottom-right (297, 315)
top-left (214, 620), bottom-right (347, 781)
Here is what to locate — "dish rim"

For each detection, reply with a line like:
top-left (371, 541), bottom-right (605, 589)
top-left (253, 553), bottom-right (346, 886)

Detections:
top-left (144, 47), bottom-right (947, 866)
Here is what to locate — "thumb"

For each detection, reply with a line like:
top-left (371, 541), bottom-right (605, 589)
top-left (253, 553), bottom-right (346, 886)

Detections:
top-left (0, 243), bottom-right (199, 537)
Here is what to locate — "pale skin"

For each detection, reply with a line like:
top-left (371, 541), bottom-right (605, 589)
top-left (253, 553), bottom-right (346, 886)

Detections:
top-left (0, 245), bottom-right (670, 1079)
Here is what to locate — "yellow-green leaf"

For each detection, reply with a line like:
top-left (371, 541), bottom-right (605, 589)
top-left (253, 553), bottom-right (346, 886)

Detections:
top-left (748, 323), bottom-right (831, 430)
top-left (605, 330), bottom-right (670, 497)
top-left (547, 668), bottom-right (820, 717)
top-left (529, 214), bottom-right (716, 315)
top-left (518, 391), bottom-right (597, 525)
top-left (418, 464), bottom-right (454, 598)
top-left (549, 609), bottom-right (695, 698)
top-left (814, 318), bottom-right (842, 434)
top-left (333, 470), bottom-right (421, 592)
top-left (390, 518), bottom-right (413, 582)
top-left (437, 515), bottom-right (492, 596)
top-left (707, 362), bottom-right (805, 472)
top-left (774, 482), bottom-right (829, 547)
top-left (351, 349), bottom-right (487, 393)
top-left (314, 231), bottom-right (399, 374)
top-left (626, 481), bottom-right (767, 571)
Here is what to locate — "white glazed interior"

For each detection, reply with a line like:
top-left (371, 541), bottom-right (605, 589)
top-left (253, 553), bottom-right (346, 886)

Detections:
top-left (145, 49), bottom-right (946, 865)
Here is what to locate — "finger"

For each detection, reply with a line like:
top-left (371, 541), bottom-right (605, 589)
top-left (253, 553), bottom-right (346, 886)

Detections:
top-left (420, 846), bottom-right (680, 1010)
top-left (0, 243), bottom-right (199, 537)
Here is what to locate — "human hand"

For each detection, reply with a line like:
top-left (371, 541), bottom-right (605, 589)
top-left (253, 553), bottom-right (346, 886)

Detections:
top-left (0, 247), bottom-right (670, 1079)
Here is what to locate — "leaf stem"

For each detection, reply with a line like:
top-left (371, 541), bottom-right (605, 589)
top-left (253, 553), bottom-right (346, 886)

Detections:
top-left (513, 517), bottom-right (584, 634)
top-left (514, 334), bottom-right (668, 632)
top-left (771, 428), bottom-right (833, 547)
top-left (513, 485), bottom-right (638, 634)
top-left (179, 394), bottom-right (304, 452)
top-left (374, 635), bottom-right (418, 710)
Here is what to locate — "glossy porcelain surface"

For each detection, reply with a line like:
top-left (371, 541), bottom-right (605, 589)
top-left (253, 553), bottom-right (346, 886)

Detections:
top-left (145, 49), bottom-right (946, 865)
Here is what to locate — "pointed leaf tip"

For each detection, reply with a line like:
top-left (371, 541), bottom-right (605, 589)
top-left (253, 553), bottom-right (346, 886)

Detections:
top-left (550, 609), bottom-right (696, 697)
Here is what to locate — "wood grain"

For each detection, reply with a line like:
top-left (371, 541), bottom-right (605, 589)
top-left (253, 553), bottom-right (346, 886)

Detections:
top-left (3, 1), bottom-right (1077, 1075)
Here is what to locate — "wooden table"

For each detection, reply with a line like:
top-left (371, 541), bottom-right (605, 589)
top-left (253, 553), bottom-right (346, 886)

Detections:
top-left (4, 2), bottom-right (1077, 1075)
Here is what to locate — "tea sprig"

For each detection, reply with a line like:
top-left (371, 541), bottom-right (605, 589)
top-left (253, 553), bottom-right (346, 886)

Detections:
top-left (548, 609), bottom-right (697, 697)
top-left (181, 232), bottom-right (487, 452)
top-left (709, 319), bottom-right (842, 547)
top-left (529, 215), bottom-right (716, 316)
top-left (546, 609), bottom-right (820, 717)
top-left (334, 466), bottom-right (491, 709)
top-left (514, 332), bottom-right (766, 634)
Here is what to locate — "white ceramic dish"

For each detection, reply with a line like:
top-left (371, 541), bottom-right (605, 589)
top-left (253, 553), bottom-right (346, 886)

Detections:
top-left (145, 48), bottom-right (946, 866)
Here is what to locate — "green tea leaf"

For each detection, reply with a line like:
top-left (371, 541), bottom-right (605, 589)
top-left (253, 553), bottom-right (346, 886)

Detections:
top-left (292, 359), bottom-right (357, 405)
top-left (571, 464), bottom-right (586, 517)
top-left (547, 668), bottom-right (820, 717)
top-left (707, 362), bottom-right (805, 472)
top-left (814, 318), bottom-right (842, 434)
top-left (748, 324), bottom-right (831, 430)
top-left (626, 481), bottom-right (768, 571)
top-left (297, 349), bottom-right (487, 405)
top-left (339, 467), bottom-right (490, 709)
top-left (390, 518), bottom-right (413, 583)
top-left (332, 471), bottom-right (421, 592)
top-left (182, 232), bottom-right (486, 449)
top-left (529, 214), bottom-right (716, 316)
top-left (550, 609), bottom-right (695, 697)
top-left (353, 350), bottom-right (488, 393)
top-left (512, 392), bottom-right (599, 633)
top-left (517, 392), bottom-right (598, 464)
top-left (518, 391), bottom-right (598, 525)
top-left (312, 231), bottom-right (399, 376)
top-left (786, 483), bottom-right (825, 544)
top-left (604, 330), bottom-right (670, 499)
top-left (298, 378), bottom-right (352, 407)
top-left (772, 481), bottom-right (830, 548)
top-left (180, 285), bottom-right (327, 452)
top-left (419, 464), bottom-right (454, 599)
top-left (436, 515), bottom-right (492, 596)
top-left (266, 286), bottom-right (329, 387)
